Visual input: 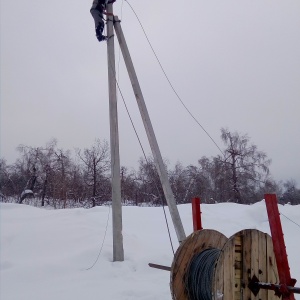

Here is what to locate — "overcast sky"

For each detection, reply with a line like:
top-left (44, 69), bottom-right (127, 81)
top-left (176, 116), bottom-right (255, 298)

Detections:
top-left (1, 0), bottom-right (300, 184)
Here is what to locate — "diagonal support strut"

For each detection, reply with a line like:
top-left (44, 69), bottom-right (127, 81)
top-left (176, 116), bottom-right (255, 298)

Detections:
top-left (113, 16), bottom-right (186, 243)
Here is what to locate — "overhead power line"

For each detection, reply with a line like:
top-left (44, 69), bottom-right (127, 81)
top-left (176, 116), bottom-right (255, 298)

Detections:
top-left (124, 0), bottom-right (224, 157)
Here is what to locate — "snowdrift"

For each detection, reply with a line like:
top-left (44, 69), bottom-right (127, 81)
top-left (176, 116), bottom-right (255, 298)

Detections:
top-left (1, 201), bottom-right (300, 300)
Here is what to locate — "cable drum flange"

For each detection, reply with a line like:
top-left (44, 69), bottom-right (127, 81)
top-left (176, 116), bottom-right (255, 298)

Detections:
top-left (170, 229), bottom-right (228, 300)
top-left (212, 229), bottom-right (279, 300)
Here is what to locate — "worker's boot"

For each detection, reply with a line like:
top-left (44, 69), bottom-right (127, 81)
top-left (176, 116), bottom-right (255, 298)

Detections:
top-left (96, 26), bottom-right (106, 42)
top-left (97, 34), bottom-right (107, 42)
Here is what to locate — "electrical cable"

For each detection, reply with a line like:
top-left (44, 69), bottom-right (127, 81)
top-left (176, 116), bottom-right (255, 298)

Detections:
top-left (280, 211), bottom-right (300, 229)
top-left (146, 163), bottom-right (175, 254)
top-left (106, 38), bottom-right (175, 254)
top-left (185, 248), bottom-right (221, 300)
top-left (124, 0), bottom-right (225, 157)
top-left (113, 66), bottom-right (175, 254)
top-left (86, 204), bottom-right (111, 270)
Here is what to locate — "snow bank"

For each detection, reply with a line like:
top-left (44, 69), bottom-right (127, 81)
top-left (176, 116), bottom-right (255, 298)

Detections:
top-left (1, 201), bottom-right (300, 300)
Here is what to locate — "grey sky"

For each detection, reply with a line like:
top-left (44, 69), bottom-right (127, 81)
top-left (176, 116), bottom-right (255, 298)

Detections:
top-left (1, 0), bottom-right (300, 184)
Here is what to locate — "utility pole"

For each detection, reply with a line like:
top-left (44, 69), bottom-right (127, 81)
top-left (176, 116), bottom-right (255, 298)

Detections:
top-left (113, 16), bottom-right (186, 243)
top-left (106, 5), bottom-right (124, 261)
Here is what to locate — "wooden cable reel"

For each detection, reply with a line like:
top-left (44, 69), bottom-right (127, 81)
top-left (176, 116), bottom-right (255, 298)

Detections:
top-left (170, 229), bottom-right (279, 300)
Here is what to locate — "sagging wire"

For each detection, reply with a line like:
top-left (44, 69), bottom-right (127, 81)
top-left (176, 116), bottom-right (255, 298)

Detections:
top-left (280, 211), bottom-right (300, 229)
top-left (124, 0), bottom-right (225, 157)
top-left (86, 204), bottom-right (111, 270)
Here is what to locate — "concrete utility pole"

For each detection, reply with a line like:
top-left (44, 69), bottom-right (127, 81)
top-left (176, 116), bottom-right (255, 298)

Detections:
top-left (106, 5), bottom-right (124, 261)
top-left (113, 16), bottom-right (186, 243)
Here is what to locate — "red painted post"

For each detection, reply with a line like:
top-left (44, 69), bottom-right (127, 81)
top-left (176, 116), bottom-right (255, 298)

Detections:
top-left (192, 197), bottom-right (202, 231)
top-left (265, 194), bottom-right (296, 300)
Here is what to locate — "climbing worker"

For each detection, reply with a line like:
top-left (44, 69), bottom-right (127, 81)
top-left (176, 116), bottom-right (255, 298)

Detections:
top-left (90, 0), bottom-right (115, 42)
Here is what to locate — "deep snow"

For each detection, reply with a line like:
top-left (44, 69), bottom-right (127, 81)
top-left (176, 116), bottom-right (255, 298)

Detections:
top-left (1, 201), bottom-right (300, 300)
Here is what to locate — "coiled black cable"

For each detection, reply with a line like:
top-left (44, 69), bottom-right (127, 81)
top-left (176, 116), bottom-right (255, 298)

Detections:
top-left (185, 248), bottom-right (221, 300)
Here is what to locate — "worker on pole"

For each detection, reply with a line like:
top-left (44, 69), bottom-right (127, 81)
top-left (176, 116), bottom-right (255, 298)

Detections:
top-left (90, 0), bottom-right (115, 42)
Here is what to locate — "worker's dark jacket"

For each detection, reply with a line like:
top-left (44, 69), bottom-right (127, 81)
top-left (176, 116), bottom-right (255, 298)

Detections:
top-left (90, 0), bottom-right (108, 34)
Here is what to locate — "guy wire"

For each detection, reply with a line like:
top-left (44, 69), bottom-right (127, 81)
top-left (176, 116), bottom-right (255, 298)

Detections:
top-left (280, 211), bottom-right (300, 229)
top-left (107, 44), bottom-right (175, 254)
top-left (86, 204), bottom-right (111, 270)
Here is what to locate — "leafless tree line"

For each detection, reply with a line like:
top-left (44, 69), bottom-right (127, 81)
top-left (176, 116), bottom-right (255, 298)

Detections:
top-left (1, 129), bottom-right (299, 207)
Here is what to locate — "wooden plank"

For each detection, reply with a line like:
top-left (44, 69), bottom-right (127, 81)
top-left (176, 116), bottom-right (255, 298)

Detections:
top-left (234, 234), bottom-right (242, 300)
top-left (266, 233), bottom-right (279, 300)
top-left (258, 232), bottom-right (268, 299)
top-left (223, 238), bottom-right (235, 300)
top-left (213, 251), bottom-right (224, 300)
top-left (242, 230), bottom-right (252, 300)
top-left (235, 290), bottom-right (241, 299)
top-left (250, 230), bottom-right (259, 300)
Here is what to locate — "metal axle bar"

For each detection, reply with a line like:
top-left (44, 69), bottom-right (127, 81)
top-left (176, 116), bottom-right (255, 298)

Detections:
top-left (256, 282), bottom-right (300, 295)
top-left (148, 263), bottom-right (171, 272)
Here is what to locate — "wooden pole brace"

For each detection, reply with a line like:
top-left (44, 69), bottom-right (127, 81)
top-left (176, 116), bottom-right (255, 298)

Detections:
top-left (113, 15), bottom-right (186, 243)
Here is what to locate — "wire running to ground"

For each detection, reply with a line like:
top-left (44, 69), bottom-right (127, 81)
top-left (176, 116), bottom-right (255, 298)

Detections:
top-left (106, 44), bottom-right (175, 254)
top-left (86, 204), bottom-right (111, 270)
top-left (124, 0), bottom-right (224, 157)
top-left (112, 63), bottom-right (175, 254)
top-left (280, 211), bottom-right (300, 229)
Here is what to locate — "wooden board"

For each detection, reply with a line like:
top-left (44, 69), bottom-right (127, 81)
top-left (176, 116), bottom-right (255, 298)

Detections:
top-left (212, 229), bottom-right (279, 300)
top-left (170, 229), bottom-right (228, 300)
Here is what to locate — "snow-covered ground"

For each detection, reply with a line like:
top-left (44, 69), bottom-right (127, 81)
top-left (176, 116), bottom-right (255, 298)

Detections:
top-left (1, 201), bottom-right (300, 300)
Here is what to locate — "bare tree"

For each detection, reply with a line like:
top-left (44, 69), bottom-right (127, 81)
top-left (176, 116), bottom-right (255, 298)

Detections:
top-left (169, 162), bottom-right (192, 204)
top-left (281, 180), bottom-right (300, 205)
top-left (16, 145), bottom-right (41, 203)
top-left (0, 159), bottom-right (16, 199)
top-left (77, 139), bottom-right (110, 207)
top-left (16, 139), bottom-right (59, 205)
top-left (51, 149), bottom-right (73, 208)
top-left (120, 166), bottom-right (139, 205)
top-left (218, 128), bottom-right (271, 203)
top-left (136, 156), bottom-right (165, 206)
